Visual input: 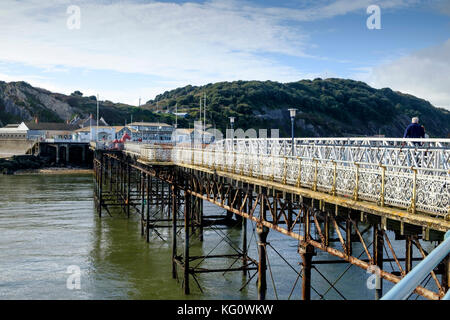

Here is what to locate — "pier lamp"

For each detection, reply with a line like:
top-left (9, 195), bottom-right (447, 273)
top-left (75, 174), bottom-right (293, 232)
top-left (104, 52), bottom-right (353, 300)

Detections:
top-left (229, 117), bottom-right (235, 150)
top-left (288, 108), bottom-right (297, 155)
top-left (229, 116), bottom-right (235, 130)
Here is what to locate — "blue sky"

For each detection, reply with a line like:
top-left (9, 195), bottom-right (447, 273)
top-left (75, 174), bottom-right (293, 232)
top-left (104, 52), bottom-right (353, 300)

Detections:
top-left (0, 0), bottom-right (449, 108)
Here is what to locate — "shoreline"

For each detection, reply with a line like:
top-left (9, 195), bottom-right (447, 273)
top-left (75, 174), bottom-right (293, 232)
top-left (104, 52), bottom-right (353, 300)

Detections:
top-left (14, 167), bottom-right (93, 175)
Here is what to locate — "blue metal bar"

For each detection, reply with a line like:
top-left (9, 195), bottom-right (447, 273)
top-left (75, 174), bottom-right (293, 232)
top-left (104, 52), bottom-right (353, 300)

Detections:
top-left (443, 289), bottom-right (450, 300)
top-left (381, 231), bottom-right (450, 300)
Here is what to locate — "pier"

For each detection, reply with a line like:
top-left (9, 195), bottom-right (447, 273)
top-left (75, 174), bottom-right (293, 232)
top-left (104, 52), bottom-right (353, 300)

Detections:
top-left (92, 137), bottom-right (450, 300)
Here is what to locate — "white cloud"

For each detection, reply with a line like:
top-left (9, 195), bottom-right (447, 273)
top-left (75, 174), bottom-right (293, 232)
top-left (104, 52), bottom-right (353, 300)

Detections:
top-left (0, 0), bottom-right (420, 104)
top-left (0, 0), bottom-right (309, 83)
top-left (368, 39), bottom-right (450, 109)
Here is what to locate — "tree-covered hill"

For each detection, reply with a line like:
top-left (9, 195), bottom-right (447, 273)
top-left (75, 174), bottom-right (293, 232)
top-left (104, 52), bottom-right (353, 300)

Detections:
top-left (144, 78), bottom-right (450, 138)
top-left (1, 78), bottom-right (449, 138)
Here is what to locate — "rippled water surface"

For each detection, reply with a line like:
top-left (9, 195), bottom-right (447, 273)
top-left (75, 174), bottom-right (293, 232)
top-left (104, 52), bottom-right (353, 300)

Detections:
top-left (0, 174), bottom-right (436, 300)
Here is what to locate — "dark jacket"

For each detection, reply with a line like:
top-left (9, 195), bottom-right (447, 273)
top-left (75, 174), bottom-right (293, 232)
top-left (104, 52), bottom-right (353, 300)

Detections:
top-left (403, 123), bottom-right (425, 138)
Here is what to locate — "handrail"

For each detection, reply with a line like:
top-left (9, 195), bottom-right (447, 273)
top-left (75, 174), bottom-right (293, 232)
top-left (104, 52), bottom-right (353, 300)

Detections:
top-left (124, 143), bottom-right (450, 216)
top-left (381, 230), bottom-right (450, 300)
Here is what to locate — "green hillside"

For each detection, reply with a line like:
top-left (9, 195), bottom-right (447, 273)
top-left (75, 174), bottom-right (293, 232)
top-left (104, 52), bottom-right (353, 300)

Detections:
top-left (1, 78), bottom-right (449, 137)
top-left (144, 78), bottom-right (450, 138)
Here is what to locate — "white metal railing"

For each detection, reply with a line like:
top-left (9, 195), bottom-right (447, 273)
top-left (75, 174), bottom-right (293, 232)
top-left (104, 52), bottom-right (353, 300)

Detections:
top-left (216, 138), bottom-right (450, 170)
top-left (124, 138), bottom-right (450, 217)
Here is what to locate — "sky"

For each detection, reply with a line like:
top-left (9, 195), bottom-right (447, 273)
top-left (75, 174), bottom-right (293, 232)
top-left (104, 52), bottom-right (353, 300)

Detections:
top-left (0, 0), bottom-right (449, 109)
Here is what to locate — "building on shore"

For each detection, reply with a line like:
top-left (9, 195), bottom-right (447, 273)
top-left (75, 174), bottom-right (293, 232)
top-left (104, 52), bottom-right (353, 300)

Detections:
top-left (127, 122), bottom-right (174, 142)
top-left (1, 119), bottom-right (176, 144)
top-left (17, 121), bottom-right (79, 141)
top-left (70, 115), bottom-right (109, 128)
top-left (73, 126), bottom-right (136, 142)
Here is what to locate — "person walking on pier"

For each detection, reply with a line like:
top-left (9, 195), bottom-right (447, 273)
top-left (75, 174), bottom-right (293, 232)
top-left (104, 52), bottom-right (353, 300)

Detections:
top-left (403, 117), bottom-right (425, 139)
top-left (403, 117), bottom-right (425, 166)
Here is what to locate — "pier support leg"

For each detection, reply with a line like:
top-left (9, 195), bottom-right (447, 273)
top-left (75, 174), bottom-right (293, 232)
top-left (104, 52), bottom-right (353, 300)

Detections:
top-left (184, 191), bottom-right (191, 294)
top-left (299, 243), bottom-right (315, 301)
top-left (98, 154), bottom-right (103, 218)
top-left (242, 189), bottom-right (251, 275)
top-left (226, 189), bottom-right (234, 223)
top-left (198, 198), bottom-right (203, 242)
top-left (324, 214), bottom-right (330, 247)
top-left (146, 175), bottom-right (151, 243)
top-left (172, 185), bottom-right (178, 279)
top-left (235, 190), bottom-right (243, 224)
top-left (127, 164), bottom-right (131, 218)
top-left (141, 172), bottom-right (145, 236)
top-left (257, 225), bottom-right (269, 300)
top-left (346, 215), bottom-right (352, 256)
top-left (373, 224), bottom-right (384, 300)
top-left (405, 235), bottom-right (413, 273)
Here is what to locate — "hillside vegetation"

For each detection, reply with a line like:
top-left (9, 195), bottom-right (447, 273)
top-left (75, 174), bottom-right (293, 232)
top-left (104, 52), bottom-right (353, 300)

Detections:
top-left (145, 78), bottom-right (450, 137)
top-left (0, 79), bottom-right (449, 137)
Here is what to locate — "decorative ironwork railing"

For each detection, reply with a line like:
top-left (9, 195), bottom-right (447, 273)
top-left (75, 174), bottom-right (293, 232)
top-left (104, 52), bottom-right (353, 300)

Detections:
top-left (124, 138), bottom-right (450, 217)
top-left (217, 138), bottom-right (450, 170)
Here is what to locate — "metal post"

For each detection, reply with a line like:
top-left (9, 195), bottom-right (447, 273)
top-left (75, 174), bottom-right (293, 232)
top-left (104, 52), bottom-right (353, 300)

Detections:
top-left (291, 117), bottom-right (294, 155)
top-left (257, 225), bottom-right (269, 300)
top-left (288, 108), bottom-right (297, 155)
top-left (98, 154), bottom-right (103, 218)
top-left (168, 181), bottom-right (172, 219)
top-left (235, 190), bottom-right (243, 224)
top-left (172, 185), bottom-right (178, 279)
top-left (243, 189), bottom-right (251, 275)
top-left (300, 244), bottom-right (315, 300)
top-left (190, 195), bottom-right (196, 235)
top-left (184, 191), bottom-right (191, 294)
top-left (405, 235), bottom-right (413, 273)
top-left (127, 164), bottom-right (131, 218)
top-left (146, 175), bottom-right (150, 243)
top-left (287, 199), bottom-right (293, 231)
top-left (198, 197), bottom-right (203, 242)
top-left (346, 215), bottom-right (352, 256)
top-left (141, 172), bottom-right (145, 236)
top-left (226, 189), bottom-right (234, 222)
top-left (374, 224), bottom-right (384, 300)
top-left (109, 158), bottom-right (112, 192)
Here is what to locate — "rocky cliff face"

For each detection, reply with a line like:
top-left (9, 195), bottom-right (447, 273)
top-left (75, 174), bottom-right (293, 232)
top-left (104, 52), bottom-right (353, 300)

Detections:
top-left (0, 81), bottom-right (73, 123)
top-left (0, 81), bottom-right (177, 127)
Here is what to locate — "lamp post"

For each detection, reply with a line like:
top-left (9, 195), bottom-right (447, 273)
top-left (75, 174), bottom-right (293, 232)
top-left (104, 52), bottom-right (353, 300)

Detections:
top-left (288, 109), bottom-right (297, 155)
top-left (229, 116), bottom-right (235, 151)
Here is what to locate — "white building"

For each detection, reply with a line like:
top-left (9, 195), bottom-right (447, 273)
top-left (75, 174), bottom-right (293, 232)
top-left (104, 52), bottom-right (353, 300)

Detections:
top-left (16, 121), bottom-right (79, 141)
top-left (73, 126), bottom-right (136, 142)
top-left (127, 122), bottom-right (174, 142)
